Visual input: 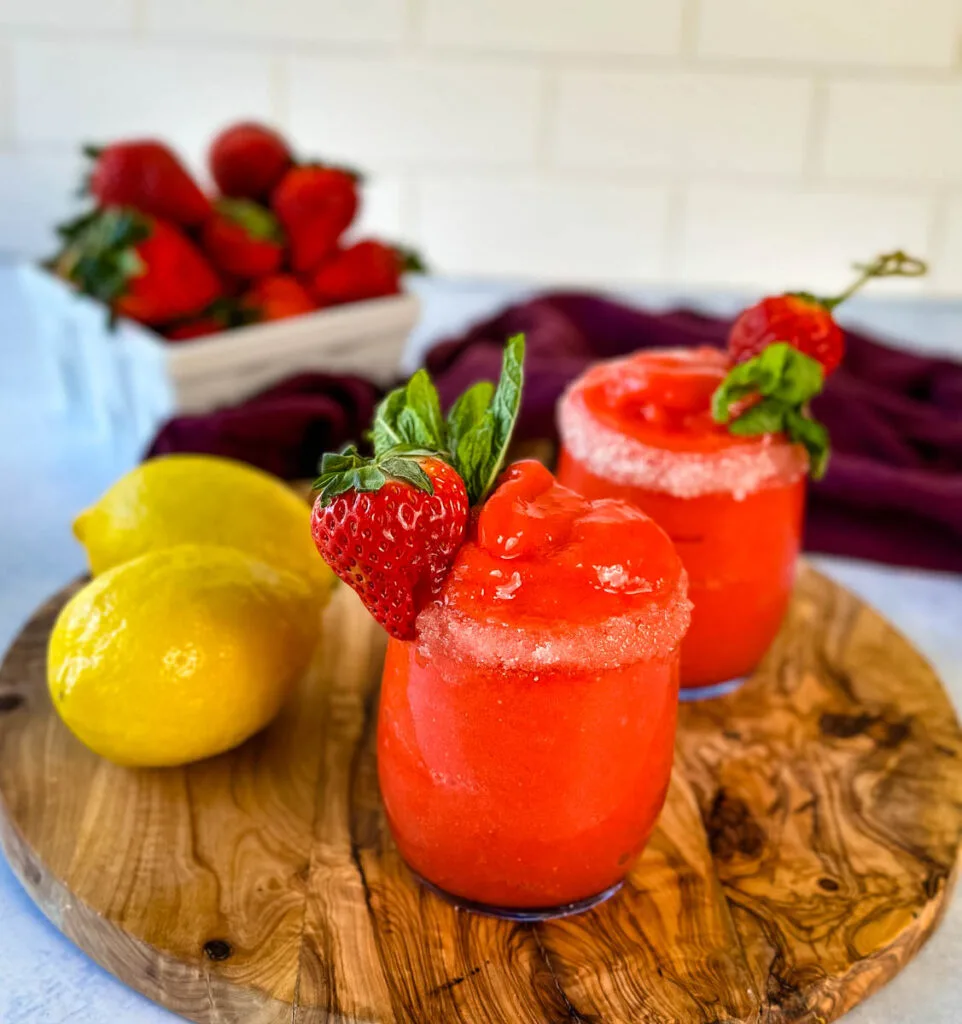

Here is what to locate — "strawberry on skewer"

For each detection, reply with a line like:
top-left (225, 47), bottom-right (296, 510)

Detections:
top-left (713, 249), bottom-right (927, 479)
top-left (728, 250), bottom-right (928, 377)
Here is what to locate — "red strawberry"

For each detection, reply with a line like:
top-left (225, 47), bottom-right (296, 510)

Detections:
top-left (56, 207), bottom-right (222, 326)
top-left (209, 122), bottom-right (292, 201)
top-left (311, 448), bottom-right (470, 640)
top-left (84, 140), bottom-right (210, 227)
top-left (271, 166), bottom-right (358, 273)
top-left (729, 295), bottom-right (845, 377)
top-left (164, 316), bottom-right (224, 342)
top-left (162, 298), bottom-right (252, 341)
top-left (201, 198), bottom-right (284, 279)
top-left (242, 274), bottom-right (315, 323)
top-left (728, 250), bottom-right (927, 378)
top-left (310, 240), bottom-right (425, 306)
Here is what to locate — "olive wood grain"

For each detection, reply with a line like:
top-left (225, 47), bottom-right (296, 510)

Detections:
top-left (0, 566), bottom-right (960, 1023)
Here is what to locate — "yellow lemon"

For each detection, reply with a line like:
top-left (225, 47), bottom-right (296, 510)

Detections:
top-left (73, 454), bottom-right (332, 593)
top-left (48, 544), bottom-right (319, 767)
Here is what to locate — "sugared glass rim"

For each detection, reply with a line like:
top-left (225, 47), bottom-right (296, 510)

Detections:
top-left (557, 350), bottom-right (809, 500)
top-left (414, 570), bottom-right (691, 671)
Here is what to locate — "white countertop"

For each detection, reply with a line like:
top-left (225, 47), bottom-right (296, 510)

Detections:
top-left (1, 270), bottom-right (960, 1024)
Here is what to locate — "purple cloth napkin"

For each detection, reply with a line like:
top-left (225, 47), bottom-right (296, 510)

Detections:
top-left (425, 293), bottom-right (962, 574)
top-left (149, 372), bottom-right (381, 480)
top-left (148, 292), bottom-right (962, 573)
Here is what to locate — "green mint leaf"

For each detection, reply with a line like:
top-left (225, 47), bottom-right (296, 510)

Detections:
top-left (396, 406), bottom-right (440, 449)
top-left (371, 370), bottom-right (446, 454)
top-left (447, 380), bottom-right (494, 450)
top-left (712, 341), bottom-right (829, 481)
top-left (455, 418), bottom-right (495, 507)
top-left (711, 360), bottom-right (761, 423)
top-left (404, 369), bottom-right (445, 447)
top-left (728, 398), bottom-right (787, 436)
top-left (467, 334), bottom-right (525, 506)
top-left (784, 409), bottom-right (831, 480)
top-left (754, 342), bottom-right (823, 404)
top-left (379, 456), bottom-right (434, 495)
top-left (370, 386), bottom-right (407, 454)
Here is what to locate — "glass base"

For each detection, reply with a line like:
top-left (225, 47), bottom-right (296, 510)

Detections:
top-left (413, 872), bottom-right (623, 921)
top-left (679, 676), bottom-right (747, 702)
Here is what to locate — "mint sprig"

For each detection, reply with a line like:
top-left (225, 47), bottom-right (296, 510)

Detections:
top-left (370, 334), bottom-right (526, 506)
top-left (712, 342), bottom-right (830, 479)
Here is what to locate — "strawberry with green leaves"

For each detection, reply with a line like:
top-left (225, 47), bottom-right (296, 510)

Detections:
top-left (55, 207), bottom-right (222, 326)
top-left (728, 250), bottom-right (927, 377)
top-left (714, 250), bottom-right (927, 479)
top-left (201, 198), bottom-right (284, 280)
top-left (311, 335), bottom-right (525, 640)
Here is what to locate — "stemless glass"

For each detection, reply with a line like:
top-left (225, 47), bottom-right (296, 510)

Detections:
top-left (376, 461), bottom-right (691, 919)
top-left (557, 348), bottom-right (807, 699)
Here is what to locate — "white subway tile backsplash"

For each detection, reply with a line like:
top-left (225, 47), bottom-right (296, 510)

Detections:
top-left (13, 41), bottom-right (274, 169)
top-left (423, 0), bottom-right (684, 56)
top-left (0, 0), bottom-right (134, 31)
top-left (697, 0), bottom-right (961, 68)
top-left (679, 185), bottom-right (931, 292)
top-left (415, 177), bottom-right (670, 282)
top-left (0, 151), bottom-right (85, 257)
top-left (0, 1), bottom-right (959, 294)
top-left (355, 173), bottom-right (408, 240)
top-left (821, 81), bottom-right (962, 183)
top-left (288, 57), bottom-right (541, 169)
top-left (553, 71), bottom-right (812, 176)
top-left (145, 0), bottom-right (405, 45)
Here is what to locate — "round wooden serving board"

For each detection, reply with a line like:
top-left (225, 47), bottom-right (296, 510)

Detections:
top-left (1, 566), bottom-right (961, 1024)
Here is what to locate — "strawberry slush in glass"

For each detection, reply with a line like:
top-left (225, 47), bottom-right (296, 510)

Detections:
top-left (377, 460), bottom-right (691, 919)
top-left (557, 348), bottom-right (807, 698)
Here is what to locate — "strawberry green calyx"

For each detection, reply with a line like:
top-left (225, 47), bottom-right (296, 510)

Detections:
top-left (712, 342), bottom-right (830, 479)
top-left (55, 206), bottom-right (150, 306)
top-left (215, 197), bottom-right (283, 242)
top-left (313, 445), bottom-right (438, 506)
top-left (371, 334), bottom-right (526, 507)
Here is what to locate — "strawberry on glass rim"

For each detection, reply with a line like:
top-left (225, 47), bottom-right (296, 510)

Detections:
top-left (310, 335), bottom-right (524, 640)
top-left (714, 249), bottom-right (927, 479)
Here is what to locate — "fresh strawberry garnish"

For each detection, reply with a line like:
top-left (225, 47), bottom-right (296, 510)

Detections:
top-left (716, 250), bottom-right (928, 480)
top-left (309, 240), bottom-right (425, 306)
top-left (312, 449), bottom-right (469, 640)
top-left (271, 166), bottom-right (358, 273)
top-left (55, 207), bottom-right (222, 326)
top-left (209, 122), bottom-right (293, 201)
top-left (201, 198), bottom-right (284, 279)
top-left (241, 274), bottom-right (315, 323)
top-left (728, 250), bottom-right (928, 377)
top-left (83, 140), bottom-right (210, 227)
top-left (311, 335), bottom-right (526, 639)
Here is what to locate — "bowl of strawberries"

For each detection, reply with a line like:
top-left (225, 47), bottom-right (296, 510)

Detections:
top-left (23, 121), bottom-right (422, 443)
